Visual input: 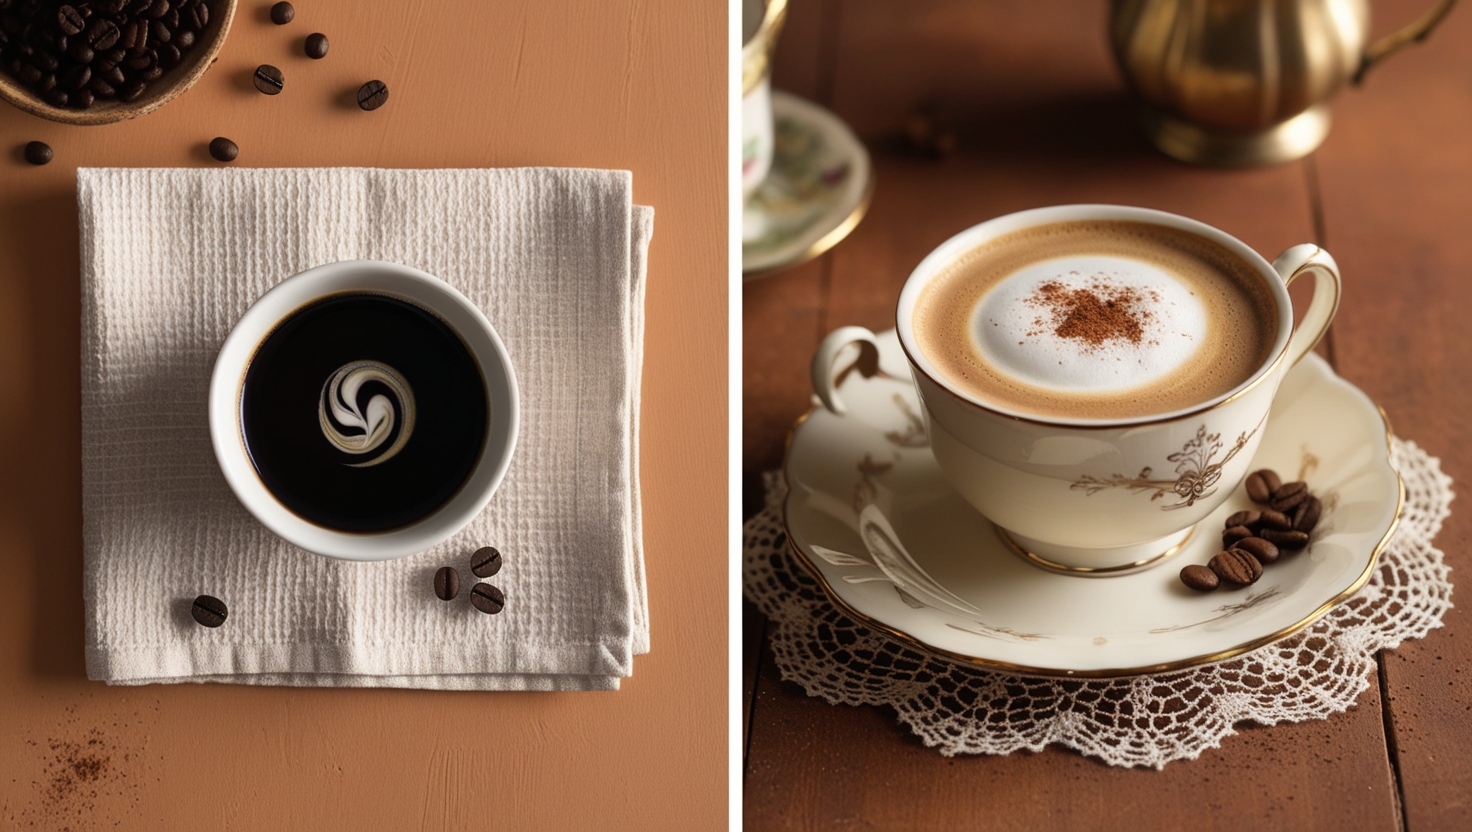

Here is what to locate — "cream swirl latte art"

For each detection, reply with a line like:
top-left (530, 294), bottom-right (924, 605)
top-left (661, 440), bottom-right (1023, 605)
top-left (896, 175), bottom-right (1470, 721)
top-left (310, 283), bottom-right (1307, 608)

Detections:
top-left (318, 361), bottom-right (416, 467)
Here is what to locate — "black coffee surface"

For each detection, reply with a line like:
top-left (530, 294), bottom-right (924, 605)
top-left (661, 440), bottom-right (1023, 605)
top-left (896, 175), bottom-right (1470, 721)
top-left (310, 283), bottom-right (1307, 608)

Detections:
top-left (241, 293), bottom-right (488, 533)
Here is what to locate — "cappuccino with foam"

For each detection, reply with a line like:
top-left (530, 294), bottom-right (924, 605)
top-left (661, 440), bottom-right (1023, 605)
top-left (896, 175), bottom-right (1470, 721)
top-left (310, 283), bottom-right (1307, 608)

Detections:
top-left (911, 220), bottom-right (1278, 419)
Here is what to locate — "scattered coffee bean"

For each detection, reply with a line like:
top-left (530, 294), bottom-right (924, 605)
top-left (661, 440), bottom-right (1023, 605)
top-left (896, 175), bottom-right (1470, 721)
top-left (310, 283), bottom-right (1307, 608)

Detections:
top-left (208, 135), bottom-right (237, 162)
top-left (1261, 528), bottom-right (1310, 550)
top-left (1209, 549), bottom-right (1263, 585)
top-left (191, 594), bottom-right (228, 627)
top-left (1180, 564), bottom-right (1219, 592)
top-left (270, 1), bottom-right (294, 25)
top-left (357, 78), bottom-right (388, 110)
top-left (471, 546), bottom-right (502, 578)
top-left (304, 32), bottom-right (328, 59)
top-left (1293, 495), bottom-right (1322, 532)
top-left (470, 582), bottom-right (505, 614)
top-left (253, 63), bottom-right (283, 95)
top-left (1270, 480), bottom-right (1309, 512)
top-left (23, 140), bottom-right (53, 165)
top-left (1257, 508), bottom-right (1292, 530)
top-left (434, 566), bottom-right (460, 601)
top-left (1222, 525), bottom-right (1253, 547)
top-left (1225, 510), bottom-right (1260, 529)
top-left (1245, 469), bottom-right (1281, 503)
top-left (1232, 536), bottom-right (1280, 565)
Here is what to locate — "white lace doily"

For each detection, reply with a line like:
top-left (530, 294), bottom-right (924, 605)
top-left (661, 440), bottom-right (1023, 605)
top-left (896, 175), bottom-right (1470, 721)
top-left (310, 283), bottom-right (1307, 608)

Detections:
top-left (743, 438), bottom-right (1454, 769)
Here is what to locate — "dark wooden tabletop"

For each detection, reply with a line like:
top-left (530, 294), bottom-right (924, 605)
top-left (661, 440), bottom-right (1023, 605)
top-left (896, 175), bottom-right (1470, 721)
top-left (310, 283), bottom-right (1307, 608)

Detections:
top-left (742, 1), bottom-right (1472, 829)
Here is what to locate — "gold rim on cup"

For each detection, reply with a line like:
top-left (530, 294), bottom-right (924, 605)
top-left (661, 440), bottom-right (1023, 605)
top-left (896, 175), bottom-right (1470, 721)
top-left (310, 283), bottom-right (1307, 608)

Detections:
top-left (741, 0), bottom-right (788, 97)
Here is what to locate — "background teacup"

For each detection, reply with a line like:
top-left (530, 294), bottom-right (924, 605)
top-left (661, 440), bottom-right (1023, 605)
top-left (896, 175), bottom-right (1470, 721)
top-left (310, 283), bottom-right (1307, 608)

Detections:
top-left (811, 205), bottom-right (1341, 574)
top-left (209, 260), bottom-right (519, 562)
top-left (742, 0), bottom-right (788, 200)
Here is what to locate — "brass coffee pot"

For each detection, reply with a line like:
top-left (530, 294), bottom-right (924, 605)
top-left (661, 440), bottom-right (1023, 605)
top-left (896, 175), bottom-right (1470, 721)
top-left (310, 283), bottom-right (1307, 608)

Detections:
top-left (1111, 0), bottom-right (1456, 165)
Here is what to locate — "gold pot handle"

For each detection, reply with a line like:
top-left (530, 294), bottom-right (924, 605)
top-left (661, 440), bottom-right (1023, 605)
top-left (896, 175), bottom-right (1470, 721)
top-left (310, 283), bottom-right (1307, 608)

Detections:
top-left (1354, 0), bottom-right (1458, 84)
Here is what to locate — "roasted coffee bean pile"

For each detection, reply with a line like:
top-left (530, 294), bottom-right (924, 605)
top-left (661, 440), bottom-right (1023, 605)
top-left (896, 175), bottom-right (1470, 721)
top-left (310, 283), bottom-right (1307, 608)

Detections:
top-left (432, 547), bottom-right (505, 614)
top-left (1179, 467), bottom-right (1323, 592)
top-left (0, 0), bottom-right (216, 110)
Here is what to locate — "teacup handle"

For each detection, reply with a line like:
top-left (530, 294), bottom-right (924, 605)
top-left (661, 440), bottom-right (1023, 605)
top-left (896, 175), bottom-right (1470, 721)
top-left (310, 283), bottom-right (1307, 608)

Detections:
top-left (1272, 244), bottom-right (1342, 368)
top-left (811, 326), bottom-right (886, 415)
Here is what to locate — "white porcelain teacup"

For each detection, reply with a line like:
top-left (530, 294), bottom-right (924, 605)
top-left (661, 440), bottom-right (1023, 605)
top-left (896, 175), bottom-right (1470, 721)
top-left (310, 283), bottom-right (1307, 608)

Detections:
top-left (209, 260), bottom-right (519, 562)
top-left (811, 205), bottom-right (1340, 575)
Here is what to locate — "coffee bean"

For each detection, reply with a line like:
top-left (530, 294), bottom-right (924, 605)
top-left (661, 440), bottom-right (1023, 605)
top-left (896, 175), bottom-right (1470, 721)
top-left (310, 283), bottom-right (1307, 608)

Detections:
top-left (63, 63), bottom-right (90, 89)
top-left (304, 31), bottom-right (327, 59)
top-left (150, 18), bottom-right (170, 43)
top-left (191, 594), bottom-right (228, 627)
top-left (16, 61), bottom-right (38, 82)
top-left (102, 64), bottom-right (124, 85)
top-left (87, 18), bottom-right (120, 50)
top-left (470, 582), bottom-right (505, 614)
top-left (57, 5), bottom-right (84, 35)
top-left (1293, 495), bottom-right (1323, 533)
top-left (88, 77), bottom-right (115, 97)
top-left (434, 566), bottom-right (460, 601)
top-left (1225, 510), bottom-right (1260, 529)
top-left (1222, 525), bottom-right (1253, 547)
top-left (1232, 536), bottom-right (1280, 565)
top-left (72, 87), bottom-right (93, 107)
top-left (119, 79), bottom-right (145, 100)
top-left (157, 42), bottom-right (179, 67)
top-left (122, 17), bottom-right (147, 49)
top-left (184, 2), bottom-right (207, 30)
top-left (1258, 509), bottom-right (1292, 530)
top-left (33, 49), bottom-right (58, 71)
top-left (1245, 469), bottom-right (1281, 503)
top-left (208, 135), bottom-right (237, 162)
top-left (1262, 528), bottom-right (1310, 550)
top-left (1270, 481), bottom-right (1309, 512)
top-left (95, 46), bottom-right (124, 71)
top-left (23, 140), bottom-right (51, 165)
top-left (42, 87), bottom-right (67, 106)
top-left (145, 0), bottom-right (171, 19)
top-left (270, 1), bottom-right (294, 24)
top-left (253, 63), bottom-right (283, 95)
top-left (1209, 549), bottom-right (1262, 585)
top-left (139, 62), bottom-right (162, 81)
top-left (124, 49), bottom-right (152, 69)
top-left (66, 39), bottom-right (92, 63)
top-left (37, 72), bottom-right (56, 92)
top-left (357, 78), bottom-right (388, 110)
top-left (173, 28), bottom-right (192, 49)
top-left (1180, 564), bottom-right (1219, 592)
top-left (471, 546), bottom-right (502, 578)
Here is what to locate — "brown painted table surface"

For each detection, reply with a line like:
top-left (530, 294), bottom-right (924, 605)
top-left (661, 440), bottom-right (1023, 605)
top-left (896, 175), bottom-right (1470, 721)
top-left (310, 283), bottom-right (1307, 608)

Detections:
top-left (0, 1), bottom-right (725, 829)
top-left (743, 1), bottom-right (1471, 829)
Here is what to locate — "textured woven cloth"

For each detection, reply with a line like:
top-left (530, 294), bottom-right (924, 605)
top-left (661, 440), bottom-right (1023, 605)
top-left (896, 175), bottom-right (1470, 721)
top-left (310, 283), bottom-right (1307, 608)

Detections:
top-left (79, 167), bottom-right (651, 690)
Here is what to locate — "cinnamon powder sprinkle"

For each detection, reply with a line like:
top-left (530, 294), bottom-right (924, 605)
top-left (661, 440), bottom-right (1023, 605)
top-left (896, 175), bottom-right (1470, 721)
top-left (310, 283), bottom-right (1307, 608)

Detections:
top-left (1024, 279), bottom-right (1155, 349)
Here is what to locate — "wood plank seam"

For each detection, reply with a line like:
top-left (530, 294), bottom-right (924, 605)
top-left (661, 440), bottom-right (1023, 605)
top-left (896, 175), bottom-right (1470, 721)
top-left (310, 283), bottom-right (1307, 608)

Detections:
top-left (1378, 651), bottom-right (1411, 832)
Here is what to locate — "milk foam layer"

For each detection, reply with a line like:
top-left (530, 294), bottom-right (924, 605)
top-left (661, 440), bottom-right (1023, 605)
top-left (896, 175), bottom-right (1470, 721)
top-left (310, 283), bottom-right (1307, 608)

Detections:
top-left (912, 220), bottom-right (1279, 420)
top-left (973, 255), bottom-right (1207, 393)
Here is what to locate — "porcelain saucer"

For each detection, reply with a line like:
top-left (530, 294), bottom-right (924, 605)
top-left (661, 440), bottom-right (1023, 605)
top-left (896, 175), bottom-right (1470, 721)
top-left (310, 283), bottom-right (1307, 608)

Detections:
top-left (742, 91), bottom-right (874, 279)
top-left (782, 330), bottom-right (1403, 677)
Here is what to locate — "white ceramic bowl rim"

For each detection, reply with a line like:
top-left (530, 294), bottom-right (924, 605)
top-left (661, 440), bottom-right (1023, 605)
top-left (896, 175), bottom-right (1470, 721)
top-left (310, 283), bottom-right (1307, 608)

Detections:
top-left (208, 260), bottom-right (519, 562)
top-left (894, 204), bottom-right (1296, 428)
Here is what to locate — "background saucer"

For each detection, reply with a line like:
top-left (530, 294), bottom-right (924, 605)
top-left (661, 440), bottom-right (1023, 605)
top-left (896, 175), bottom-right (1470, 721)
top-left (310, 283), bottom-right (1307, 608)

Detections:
top-left (784, 330), bottom-right (1403, 676)
top-left (742, 91), bottom-right (873, 278)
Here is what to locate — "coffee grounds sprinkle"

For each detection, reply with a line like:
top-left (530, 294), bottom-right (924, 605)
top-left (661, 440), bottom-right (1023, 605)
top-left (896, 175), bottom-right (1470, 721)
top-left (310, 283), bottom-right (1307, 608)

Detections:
top-left (1023, 277), bottom-right (1157, 350)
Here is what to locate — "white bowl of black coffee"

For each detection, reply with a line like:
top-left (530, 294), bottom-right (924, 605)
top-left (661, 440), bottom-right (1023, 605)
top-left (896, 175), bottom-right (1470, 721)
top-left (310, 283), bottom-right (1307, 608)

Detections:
top-left (210, 260), bottom-right (519, 561)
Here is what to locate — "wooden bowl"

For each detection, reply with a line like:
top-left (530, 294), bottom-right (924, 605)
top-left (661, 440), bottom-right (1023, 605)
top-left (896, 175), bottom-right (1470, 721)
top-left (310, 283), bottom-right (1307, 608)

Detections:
top-left (0, 0), bottom-right (237, 126)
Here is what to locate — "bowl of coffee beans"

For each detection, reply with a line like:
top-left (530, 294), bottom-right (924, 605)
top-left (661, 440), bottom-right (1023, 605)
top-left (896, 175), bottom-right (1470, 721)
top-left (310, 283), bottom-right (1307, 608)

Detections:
top-left (0, 0), bottom-right (237, 125)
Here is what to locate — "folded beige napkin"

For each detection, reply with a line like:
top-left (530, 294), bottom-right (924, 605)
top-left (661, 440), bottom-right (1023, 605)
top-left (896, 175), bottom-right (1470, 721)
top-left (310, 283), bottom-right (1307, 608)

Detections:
top-left (78, 167), bottom-right (651, 690)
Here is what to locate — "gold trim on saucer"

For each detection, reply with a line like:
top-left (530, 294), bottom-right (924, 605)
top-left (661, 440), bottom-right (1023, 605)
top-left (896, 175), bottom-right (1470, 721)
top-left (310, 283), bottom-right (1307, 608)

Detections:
top-left (774, 384), bottom-right (1407, 678)
top-left (743, 172), bottom-right (875, 280)
top-left (994, 524), bottom-right (1195, 578)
